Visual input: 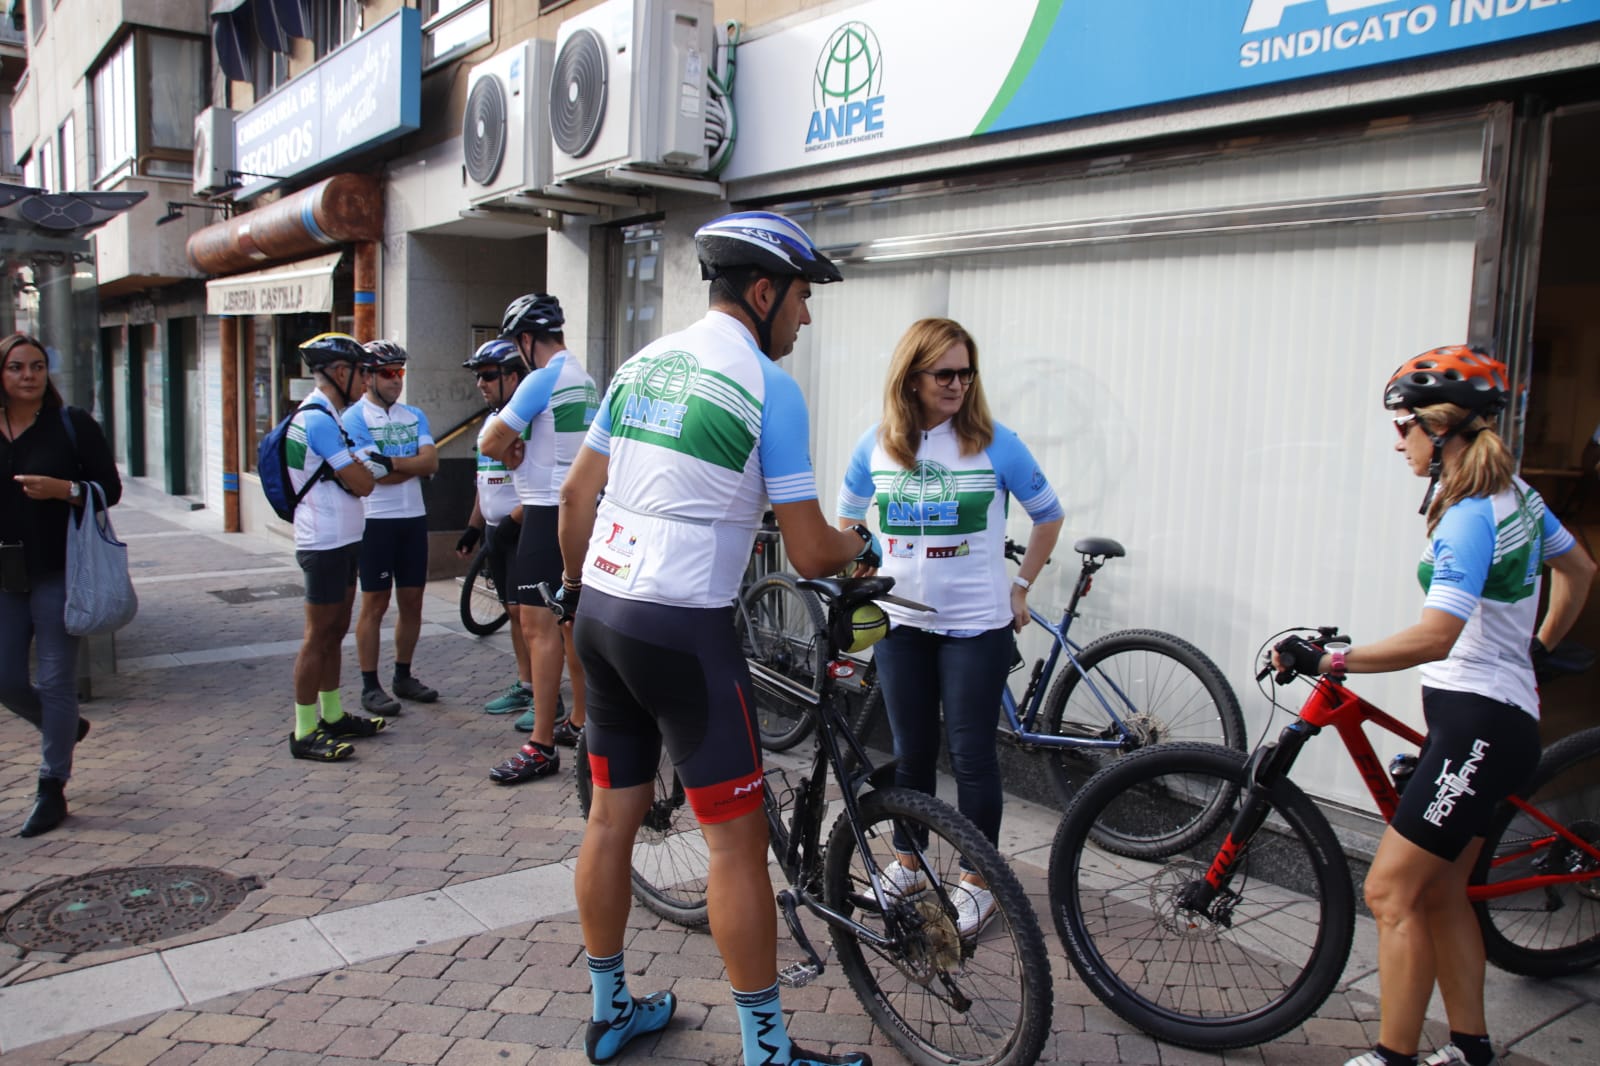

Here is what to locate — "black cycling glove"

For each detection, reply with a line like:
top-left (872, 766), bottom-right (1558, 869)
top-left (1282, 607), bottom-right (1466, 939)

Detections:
top-left (552, 582), bottom-right (581, 624)
top-left (1273, 634), bottom-right (1326, 679)
top-left (1530, 636), bottom-right (1553, 681)
top-left (456, 526), bottom-right (483, 554)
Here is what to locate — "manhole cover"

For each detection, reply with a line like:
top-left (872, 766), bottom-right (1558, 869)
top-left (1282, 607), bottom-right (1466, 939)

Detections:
top-left (1, 865), bottom-right (260, 955)
top-left (210, 584), bottom-right (304, 604)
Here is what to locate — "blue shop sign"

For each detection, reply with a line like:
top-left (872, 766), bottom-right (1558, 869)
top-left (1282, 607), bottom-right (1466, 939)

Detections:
top-left (233, 8), bottom-right (421, 196)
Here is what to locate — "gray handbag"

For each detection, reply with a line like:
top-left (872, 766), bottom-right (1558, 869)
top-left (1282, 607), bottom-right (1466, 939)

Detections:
top-left (63, 481), bottom-right (138, 636)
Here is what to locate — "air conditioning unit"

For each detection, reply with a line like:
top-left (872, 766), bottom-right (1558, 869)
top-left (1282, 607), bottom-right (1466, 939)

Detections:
top-left (464, 39), bottom-right (555, 205)
top-left (193, 107), bottom-right (237, 197)
top-left (550, 0), bottom-right (714, 185)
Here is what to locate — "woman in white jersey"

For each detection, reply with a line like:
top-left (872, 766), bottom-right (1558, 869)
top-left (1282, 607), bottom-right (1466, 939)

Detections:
top-left (837, 317), bottom-right (1064, 938)
top-left (1273, 346), bottom-right (1594, 1066)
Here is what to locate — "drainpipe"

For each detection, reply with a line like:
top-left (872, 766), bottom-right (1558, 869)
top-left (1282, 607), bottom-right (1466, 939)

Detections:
top-left (186, 173), bottom-right (383, 275)
top-left (221, 317), bottom-right (240, 532)
top-left (353, 241), bottom-right (377, 342)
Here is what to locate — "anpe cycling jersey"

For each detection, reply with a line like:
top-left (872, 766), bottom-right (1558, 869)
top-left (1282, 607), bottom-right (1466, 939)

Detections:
top-left (287, 392), bottom-right (363, 551)
top-left (475, 410), bottom-right (519, 526)
top-left (581, 311), bottom-right (818, 609)
top-left (490, 350), bottom-right (598, 507)
top-left (1417, 477), bottom-right (1576, 716)
top-left (343, 395), bottom-right (433, 520)
top-left (838, 420), bottom-right (1064, 631)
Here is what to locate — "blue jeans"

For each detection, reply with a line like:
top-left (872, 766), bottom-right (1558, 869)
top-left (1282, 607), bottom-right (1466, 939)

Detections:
top-left (0, 574), bottom-right (81, 781)
top-left (872, 624), bottom-right (1013, 848)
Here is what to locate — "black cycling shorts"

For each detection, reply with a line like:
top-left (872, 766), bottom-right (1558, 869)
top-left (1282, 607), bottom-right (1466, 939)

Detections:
top-left (485, 516), bottom-right (521, 606)
top-left (574, 587), bottom-right (764, 825)
top-left (1391, 686), bottom-right (1541, 861)
top-left (358, 515), bottom-right (430, 592)
top-left (513, 505), bottom-right (562, 605)
top-left (297, 542), bottom-right (360, 605)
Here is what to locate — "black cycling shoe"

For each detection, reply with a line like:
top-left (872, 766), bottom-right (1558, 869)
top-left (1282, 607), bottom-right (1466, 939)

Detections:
top-left (552, 717), bottom-right (583, 748)
top-left (361, 686), bottom-right (402, 716)
top-left (787, 1047), bottom-right (874, 1066)
top-left (320, 712), bottom-right (387, 739)
top-left (392, 675), bottom-right (438, 702)
top-left (488, 744), bottom-right (559, 784)
top-left (585, 991), bottom-right (676, 1064)
top-left (289, 726), bottom-right (354, 762)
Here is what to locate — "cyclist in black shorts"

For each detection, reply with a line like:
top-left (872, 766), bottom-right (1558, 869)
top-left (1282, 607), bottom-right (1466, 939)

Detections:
top-left (555, 212), bottom-right (881, 1066)
top-left (1274, 346), bottom-right (1594, 1066)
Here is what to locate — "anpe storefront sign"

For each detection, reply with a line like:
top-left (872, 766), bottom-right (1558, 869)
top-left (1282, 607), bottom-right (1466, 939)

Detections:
top-left (723, 0), bottom-right (1600, 179)
top-left (233, 8), bottom-right (421, 196)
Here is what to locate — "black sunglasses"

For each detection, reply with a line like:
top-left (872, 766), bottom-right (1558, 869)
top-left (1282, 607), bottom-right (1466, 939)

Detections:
top-left (475, 369), bottom-right (506, 383)
top-left (916, 367), bottom-right (976, 388)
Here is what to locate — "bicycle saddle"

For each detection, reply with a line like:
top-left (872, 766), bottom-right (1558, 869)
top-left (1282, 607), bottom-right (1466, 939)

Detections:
top-left (798, 575), bottom-right (896, 609)
top-left (1074, 537), bottom-right (1125, 558)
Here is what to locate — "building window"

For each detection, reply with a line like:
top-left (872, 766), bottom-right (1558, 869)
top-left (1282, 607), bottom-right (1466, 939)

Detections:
top-left (606, 221), bottom-right (665, 383)
top-left (26, 0), bottom-right (44, 39)
top-left (91, 31), bottom-right (207, 185)
top-left (310, 0), bottom-right (361, 61)
top-left (37, 139), bottom-right (54, 193)
top-left (423, 0), bottom-right (490, 71)
top-left (538, 1), bottom-right (576, 11)
top-left (57, 115), bottom-right (74, 191)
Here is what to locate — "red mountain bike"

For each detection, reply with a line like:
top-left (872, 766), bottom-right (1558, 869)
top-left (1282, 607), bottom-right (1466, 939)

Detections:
top-left (1046, 626), bottom-right (1600, 1049)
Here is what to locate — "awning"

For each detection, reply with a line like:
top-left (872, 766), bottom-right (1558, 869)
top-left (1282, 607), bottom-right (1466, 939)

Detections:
top-left (206, 251), bottom-right (341, 316)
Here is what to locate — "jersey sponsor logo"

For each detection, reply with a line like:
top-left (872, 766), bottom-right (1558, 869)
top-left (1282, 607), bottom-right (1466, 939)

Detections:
top-left (619, 351), bottom-right (700, 439)
top-left (731, 780), bottom-right (763, 797)
top-left (1422, 738), bottom-right (1489, 827)
top-left (886, 460), bottom-right (961, 527)
top-left (1431, 545), bottom-right (1466, 585)
top-left (604, 523), bottom-right (637, 556)
top-left (593, 556), bottom-right (632, 580)
top-left (886, 536), bottom-right (916, 559)
top-left (620, 394), bottom-right (688, 438)
top-left (926, 540), bottom-right (971, 559)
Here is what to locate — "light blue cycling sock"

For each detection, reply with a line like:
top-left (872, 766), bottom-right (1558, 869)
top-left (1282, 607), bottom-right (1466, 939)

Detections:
top-left (588, 951), bottom-right (631, 1024)
top-left (733, 982), bottom-right (793, 1066)
top-left (585, 951), bottom-right (674, 1064)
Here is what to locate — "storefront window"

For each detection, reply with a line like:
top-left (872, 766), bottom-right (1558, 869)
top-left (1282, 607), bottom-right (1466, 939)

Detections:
top-left (243, 312), bottom-right (347, 472)
top-left (606, 221), bottom-right (664, 383)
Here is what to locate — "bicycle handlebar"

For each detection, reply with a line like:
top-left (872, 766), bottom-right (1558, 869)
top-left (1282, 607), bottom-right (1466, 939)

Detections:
top-left (1260, 626), bottom-right (1351, 686)
top-left (1004, 538), bottom-right (1052, 567)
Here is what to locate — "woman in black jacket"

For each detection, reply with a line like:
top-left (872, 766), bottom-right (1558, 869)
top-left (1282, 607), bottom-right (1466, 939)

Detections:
top-left (0, 333), bottom-right (121, 837)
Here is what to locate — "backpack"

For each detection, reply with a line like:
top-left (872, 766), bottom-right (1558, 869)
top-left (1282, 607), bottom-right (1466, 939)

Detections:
top-left (257, 403), bottom-right (351, 522)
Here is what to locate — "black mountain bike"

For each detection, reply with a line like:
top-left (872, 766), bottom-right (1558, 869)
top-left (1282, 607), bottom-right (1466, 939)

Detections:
top-left (737, 512), bottom-right (829, 752)
top-left (575, 576), bottom-right (1053, 1066)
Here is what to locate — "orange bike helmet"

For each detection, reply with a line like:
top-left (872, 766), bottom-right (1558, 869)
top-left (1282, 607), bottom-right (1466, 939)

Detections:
top-left (1383, 345), bottom-right (1509, 416)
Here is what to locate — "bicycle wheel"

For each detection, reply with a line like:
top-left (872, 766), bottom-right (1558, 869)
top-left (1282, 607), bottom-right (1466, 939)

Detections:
top-left (575, 735), bottom-right (710, 927)
top-left (1041, 629), bottom-right (1245, 855)
top-left (1474, 725), bottom-right (1600, 978)
top-left (1048, 743), bottom-right (1354, 1050)
top-left (740, 573), bottom-right (827, 752)
top-left (823, 787), bottom-right (1052, 1066)
top-left (459, 550), bottom-right (510, 636)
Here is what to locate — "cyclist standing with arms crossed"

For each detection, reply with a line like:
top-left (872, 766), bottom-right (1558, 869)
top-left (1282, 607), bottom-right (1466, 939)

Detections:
top-left (554, 211), bottom-right (881, 1066)
top-left (1272, 346), bottom-right (1595, 1066)
top-left (836, 316), bottom-right (1063, 937)
top-left (479, 295), bottom-right (595, 782)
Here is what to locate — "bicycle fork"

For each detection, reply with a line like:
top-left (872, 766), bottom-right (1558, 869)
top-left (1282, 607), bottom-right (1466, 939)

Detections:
top-left (1176, 720), bottom-right (1320, 923)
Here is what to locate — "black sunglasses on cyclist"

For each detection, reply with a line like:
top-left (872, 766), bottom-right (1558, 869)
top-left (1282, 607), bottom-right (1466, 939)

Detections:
top-left (1393, 413), bottom-right (1419, 440)
top-left (475, 369), bottom-right (505, 383)
top-left (917, 367), bottom-right (976, 388)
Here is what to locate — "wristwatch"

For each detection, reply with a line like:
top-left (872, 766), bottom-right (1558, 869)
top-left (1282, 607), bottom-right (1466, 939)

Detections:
top-left (67, 481), bottom-right (81, 500)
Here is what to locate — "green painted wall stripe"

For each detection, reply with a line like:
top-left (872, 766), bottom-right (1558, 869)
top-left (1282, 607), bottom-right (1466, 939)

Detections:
top-left (974, 0), bottom-right (1064, 136)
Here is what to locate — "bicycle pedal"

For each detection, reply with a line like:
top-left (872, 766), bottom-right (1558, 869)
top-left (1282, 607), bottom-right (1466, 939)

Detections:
top-left (778, 962), bottom-right (821, 988)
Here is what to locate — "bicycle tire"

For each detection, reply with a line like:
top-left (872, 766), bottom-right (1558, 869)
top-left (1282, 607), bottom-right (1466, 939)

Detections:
top-left (574, 734), bottom-right (710, 927)
top-left (1474, 724), bottom-right (1600, 978)
top-left (1041, 629), bottom-right (1245, 856)
top-left (459, 549), bottom-right (510, 636)
top-left (1048, 743), bottom-right (1354, 1050)
top-left (823, 787), bottom-right (1052, 1066)
top-left (740, 573), bottom-right (827, 752)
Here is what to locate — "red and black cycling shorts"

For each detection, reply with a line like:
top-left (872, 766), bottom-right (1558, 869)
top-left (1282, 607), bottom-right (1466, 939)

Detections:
top-left (573, 587), bottom-right (764, 824)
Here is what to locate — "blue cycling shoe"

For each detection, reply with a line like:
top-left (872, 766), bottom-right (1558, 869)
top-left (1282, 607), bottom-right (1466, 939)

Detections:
top-left (585, 990), bottom-right (676, 1064)
top-left (788, 1048), bottom-right (873, 1066)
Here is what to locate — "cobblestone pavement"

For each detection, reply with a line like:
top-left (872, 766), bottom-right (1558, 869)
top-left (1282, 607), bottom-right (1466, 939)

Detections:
top-left (1, 485), bottom-right (1596, 1064)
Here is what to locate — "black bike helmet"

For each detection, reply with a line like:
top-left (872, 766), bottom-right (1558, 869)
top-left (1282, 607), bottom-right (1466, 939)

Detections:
top-left (501, 293), bottom-right (565, 339)
top-left (361, 339), bottom-right (408, 367)
top-left (694, 211), bottom-right (842, 284)
top-left (463, 338), bottom-right (525, 370)
top-left (1383, 345), bottom-right (1509, 416)
top-left (299, 332), bottom-right (365, 369)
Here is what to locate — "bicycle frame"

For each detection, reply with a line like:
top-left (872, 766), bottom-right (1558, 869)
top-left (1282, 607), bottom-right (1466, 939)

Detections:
top-left (1195, 676), bottom-right (1600, 904)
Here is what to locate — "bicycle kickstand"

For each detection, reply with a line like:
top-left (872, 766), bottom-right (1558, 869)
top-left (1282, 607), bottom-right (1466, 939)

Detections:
top-left (776, 889), bottom-right (825, 987)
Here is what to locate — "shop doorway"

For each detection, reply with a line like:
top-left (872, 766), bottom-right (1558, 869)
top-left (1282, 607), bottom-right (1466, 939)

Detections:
top-left (1521, 102), bottom-right (1600, 744)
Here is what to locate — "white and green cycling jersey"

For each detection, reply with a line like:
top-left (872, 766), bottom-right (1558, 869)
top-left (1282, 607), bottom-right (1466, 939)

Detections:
top-left (489, 349), bottom-right (599, 507)
top-left (581, 311), bottom-right (819, 609)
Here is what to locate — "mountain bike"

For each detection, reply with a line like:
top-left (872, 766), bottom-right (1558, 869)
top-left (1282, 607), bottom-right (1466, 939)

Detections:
top-left (846, 536), bottom-right (1246, 856)
top-left (737, 511), bottom-right (828, 752)
top-left (575, 575), bottom-right (1053, 1066)
top-left (459, 535), bottom-right (510, 636)
top-left (1046, 626), bottom-right (1600, 1050)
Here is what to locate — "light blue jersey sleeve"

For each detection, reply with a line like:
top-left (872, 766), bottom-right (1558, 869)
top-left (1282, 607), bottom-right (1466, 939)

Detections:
top-left (1542, 505), bottom-right (1577, 562)
top-left (497, 359), bottom-right (562, 434)
top-left (757, 360), bottom-right (818, 504)
top-left (584, 379), bottom-right (616, 456)
top-left (1423, 497), bottom-right (1494, 620)
top-left (989, 423), bottom-right (1064, 523)
top-left (310, 406), bottom-right (355, 470)
top-left (413, 406), bottom-right (435, 448)
top-left (837, 425), bottom-right (879, 521)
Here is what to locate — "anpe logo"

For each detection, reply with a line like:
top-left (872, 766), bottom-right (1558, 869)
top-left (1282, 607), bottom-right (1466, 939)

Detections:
top-left (621, 351), bottom-right (697, 439)
top-left (806, 22), bottom-right (886, 151)
top-left (887, 460), bottom-right (960, 527)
